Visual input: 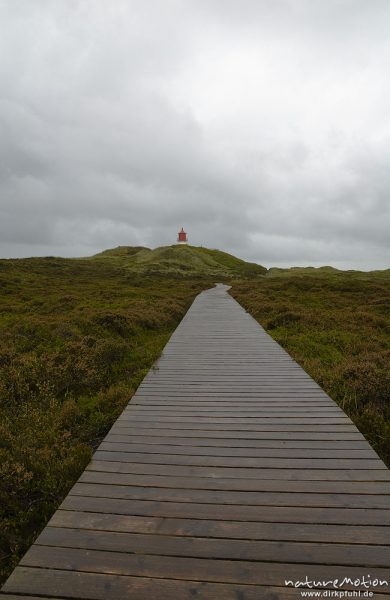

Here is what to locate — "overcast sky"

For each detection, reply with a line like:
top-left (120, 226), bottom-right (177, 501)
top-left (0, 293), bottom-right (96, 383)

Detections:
top-left (1, 1), bottom-right (390, 269)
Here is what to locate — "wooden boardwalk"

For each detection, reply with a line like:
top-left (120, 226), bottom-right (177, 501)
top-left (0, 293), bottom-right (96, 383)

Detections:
top-left (2, 284), bottom-right (390, 599)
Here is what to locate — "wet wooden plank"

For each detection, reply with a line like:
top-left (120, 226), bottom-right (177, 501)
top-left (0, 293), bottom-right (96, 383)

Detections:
top-left (131, 401), bottom-right (340, 407)
top-left (108, 426), bottom-right (367, 440)
top-left (125, 408), bottom-right (345, 415)
top-left (50, 510), bottom-right (390, 544)
top-left (35, 527), bottom-right (390, 567)
top-left (92, 450), bottom-right (384, 469)
top-left (99, 441), bottom-right (378, 458)
top-left (104, 433), bottom-right (373, 448)
top-left (69, 482), bottom-right (390, 509)
top-left (87, 459), bottom-right (390, 480)
top-left (0, 569), bottom-right (329, 599)
top-left (79, 470), bottom-right (390, 494)
top-left (60, 495), bottom-right (390, 525)
top-left (13, 548), bottom-right (390, 590)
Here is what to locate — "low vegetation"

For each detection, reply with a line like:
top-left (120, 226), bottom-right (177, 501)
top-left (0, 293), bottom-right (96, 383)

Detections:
top-left (230, 272), bottom-right (390, 465)
top-left (0, 254), bottom-right (214, 583)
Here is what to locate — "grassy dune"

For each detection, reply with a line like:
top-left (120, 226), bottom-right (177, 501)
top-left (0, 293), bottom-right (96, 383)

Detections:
top-left (92, 244), bottom-right (267, 277)
top-left (230, 272), bottom-right (390, 465)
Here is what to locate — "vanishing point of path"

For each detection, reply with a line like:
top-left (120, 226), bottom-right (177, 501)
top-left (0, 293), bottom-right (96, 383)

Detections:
top-left (2, 284), bottom-right (390, 599)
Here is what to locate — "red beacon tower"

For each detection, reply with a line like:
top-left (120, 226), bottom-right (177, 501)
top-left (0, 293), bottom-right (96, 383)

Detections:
top-left (177, 227), bottom-right (188, 244)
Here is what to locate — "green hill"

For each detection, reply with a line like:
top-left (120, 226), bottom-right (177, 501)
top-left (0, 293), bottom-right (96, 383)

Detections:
top-left (90, 244), bottom-right (267, 277)
top-left (268, 265), bottom-right (340, 276)
top-left (268, 265), bottom-right (390, 281)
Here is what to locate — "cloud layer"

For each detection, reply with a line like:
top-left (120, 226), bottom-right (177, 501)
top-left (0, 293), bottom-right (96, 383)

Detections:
top-left (1, 0), bottom-right (390, 269)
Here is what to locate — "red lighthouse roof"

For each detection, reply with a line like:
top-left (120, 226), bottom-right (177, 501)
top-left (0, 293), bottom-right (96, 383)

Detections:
top-left (177, 227), bottom-right (188, 243)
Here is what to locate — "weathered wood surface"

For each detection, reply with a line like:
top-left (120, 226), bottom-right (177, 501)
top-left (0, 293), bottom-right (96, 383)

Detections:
top-left (2, 284), bottom-right (389, 599)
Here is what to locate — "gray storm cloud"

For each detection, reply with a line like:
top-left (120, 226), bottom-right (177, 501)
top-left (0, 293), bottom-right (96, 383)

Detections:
top-left (0, 0), bottom-right (389, 269)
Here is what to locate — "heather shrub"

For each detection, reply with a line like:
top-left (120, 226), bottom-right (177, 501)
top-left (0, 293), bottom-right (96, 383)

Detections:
top-left (231, 273), bottom-right (390, 464)
top-left (0, 257), bottom-right (211, 583)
